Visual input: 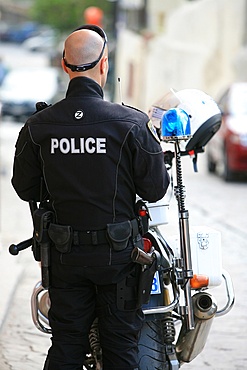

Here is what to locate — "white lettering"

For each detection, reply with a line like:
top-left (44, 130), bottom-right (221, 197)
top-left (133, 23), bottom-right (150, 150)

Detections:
top-left (80, 138), bottom-right (85, 153)
top-left (60, 138), bottom-right (70, 154)
top-left (51, 138), bottom-right (59, 153)
top-left (85, 138), bottom-right (95, 154)
top-left (71, 138), bottom-right (80, 154)
top-left (97, 138), bottom-right (106, 153)
top-left (50, 137), bottom-right (107, 154)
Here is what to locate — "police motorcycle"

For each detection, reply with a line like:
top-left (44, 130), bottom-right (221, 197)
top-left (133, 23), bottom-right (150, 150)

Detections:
top-left (9, 89), bottom-right (234, 369)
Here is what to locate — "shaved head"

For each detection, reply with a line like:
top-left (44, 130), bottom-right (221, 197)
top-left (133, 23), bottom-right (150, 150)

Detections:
top-left (61, 27), bottom-right (109, 87)
top-left (64, 29), bottom-right (105, 66)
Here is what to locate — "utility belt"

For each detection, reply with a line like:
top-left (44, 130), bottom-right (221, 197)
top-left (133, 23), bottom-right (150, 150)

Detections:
top-left (32, 207), bottom-right (145, 259)
top-left (73, 219), bottom-right (139, 247)
top-left (47, 218), bottom-right (141, 254)
top-left (32, 203), bottom-right (156, 308)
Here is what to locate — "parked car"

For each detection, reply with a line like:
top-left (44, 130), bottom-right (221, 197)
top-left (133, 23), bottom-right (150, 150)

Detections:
top-left (0, 22), bottom-right (39, 43)
top-left (0, 67), bottom-right (65, 121)
top-left (22, 28), bottom-right (57, 53)
top-left (22, 34), bottom-right (56, 53)
top-left (206, 82), bottom-right (247, 181)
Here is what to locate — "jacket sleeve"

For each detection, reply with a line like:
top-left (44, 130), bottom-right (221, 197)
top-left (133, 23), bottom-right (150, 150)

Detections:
top-left (131, 119), bottom-right (170, 202)
top-left (11, 125), bottom-right (44, 201)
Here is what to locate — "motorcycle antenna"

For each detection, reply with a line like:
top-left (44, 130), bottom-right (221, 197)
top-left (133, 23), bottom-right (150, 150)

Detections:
top-left (118, 77), bottom-right (124, 105)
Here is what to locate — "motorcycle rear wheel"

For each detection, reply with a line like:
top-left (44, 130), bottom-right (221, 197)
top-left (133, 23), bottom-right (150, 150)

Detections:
top-left (138, 319), bottom-right (169, 370)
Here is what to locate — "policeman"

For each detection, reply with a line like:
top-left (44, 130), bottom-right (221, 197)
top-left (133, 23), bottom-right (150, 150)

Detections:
top-left (12, 25), bottom-right (170, 370)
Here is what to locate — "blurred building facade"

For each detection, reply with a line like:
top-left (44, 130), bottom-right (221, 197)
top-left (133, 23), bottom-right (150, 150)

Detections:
top-left (0, 0), bottom-right (31, 23)
top-left (114, 0), bottom-right (247, 111)
top-left (1, 0), bottom-right (247, 111)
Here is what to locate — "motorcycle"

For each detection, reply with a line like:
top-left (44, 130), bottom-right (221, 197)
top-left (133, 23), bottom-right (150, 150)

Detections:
top-left (9, 89), bottom-right (234, 369)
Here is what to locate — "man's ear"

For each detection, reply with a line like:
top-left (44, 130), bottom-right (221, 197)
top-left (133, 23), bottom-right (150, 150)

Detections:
top-left (61, 58), bottom-right (69, 74)
top-left (100, 56), bottom-right (108, 74)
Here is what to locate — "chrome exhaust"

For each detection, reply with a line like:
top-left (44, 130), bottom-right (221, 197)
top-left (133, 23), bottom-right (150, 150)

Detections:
top-left (39, 289), bottom-right (50, 318)
top-left (176, 292), bottom-right (217, 363)
top-left (31, 281), bottom-right (51, 333)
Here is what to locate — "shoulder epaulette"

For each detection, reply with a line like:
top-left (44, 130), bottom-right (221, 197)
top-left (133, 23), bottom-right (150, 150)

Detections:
top-left (35, 101), bottom-right (51, 113)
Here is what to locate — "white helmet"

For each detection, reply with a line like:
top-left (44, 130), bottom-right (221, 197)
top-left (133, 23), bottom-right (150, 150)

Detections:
top-left (150, 88), bottom-right (221, 152)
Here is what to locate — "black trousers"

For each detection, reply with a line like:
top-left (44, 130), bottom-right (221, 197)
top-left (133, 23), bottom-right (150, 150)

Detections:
top-left (43, 243), bottom-right (144, 370)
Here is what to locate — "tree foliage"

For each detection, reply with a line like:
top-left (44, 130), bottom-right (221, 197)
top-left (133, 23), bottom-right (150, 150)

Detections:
top-left (30, 0), bottom-right (113, 32)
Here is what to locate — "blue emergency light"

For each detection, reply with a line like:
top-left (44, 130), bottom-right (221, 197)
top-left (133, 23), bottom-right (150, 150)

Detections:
top-left (161, 108), bottom-right (191, 141)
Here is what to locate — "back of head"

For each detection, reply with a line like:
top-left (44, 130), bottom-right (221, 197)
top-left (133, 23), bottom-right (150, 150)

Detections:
top-left (62, 25), bottom-right (109, 87)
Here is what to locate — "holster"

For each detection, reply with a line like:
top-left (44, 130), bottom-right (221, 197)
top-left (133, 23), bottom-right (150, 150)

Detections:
top-left (33, 208), bottom-right (54, 243)
top-left (137, 259), bottom-right (157, 306)
top-left (116, 265), bottom-right (141, 311)
top-left (48, 223), bottom-right (73, 253)
top-left (32, 208), bottom-right (54, 288)
top-left (32, 208), bottom-right (54, 261)
top-left (116, 257), bottom-right (157, 310)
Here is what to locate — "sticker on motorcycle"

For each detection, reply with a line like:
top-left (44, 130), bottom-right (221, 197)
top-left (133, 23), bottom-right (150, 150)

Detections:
top-left (151, 271), bottom-right (161, 294)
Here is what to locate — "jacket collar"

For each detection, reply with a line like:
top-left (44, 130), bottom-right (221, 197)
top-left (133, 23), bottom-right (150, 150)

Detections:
top-left (66, 76), bottom-right (104, 99)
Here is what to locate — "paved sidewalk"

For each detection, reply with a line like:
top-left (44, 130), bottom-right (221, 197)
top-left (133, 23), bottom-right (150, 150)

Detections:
top-left (0, 122), bottom-right (30, 330)
top-left (0, 121), bottom-right (51, 368)
top-left (0, 252), bottom-right (50, 370)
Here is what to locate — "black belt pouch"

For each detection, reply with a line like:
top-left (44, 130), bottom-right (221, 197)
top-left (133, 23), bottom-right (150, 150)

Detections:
top-left (106, 221), bottom-right (132, 251)
top-left (48, 223), bottom-right (73, 253)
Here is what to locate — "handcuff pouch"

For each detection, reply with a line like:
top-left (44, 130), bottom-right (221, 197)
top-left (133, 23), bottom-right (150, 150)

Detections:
top-left (48, 223), bottom-right (73, 253)
top-left (106, 221), bottom-right (132, 251)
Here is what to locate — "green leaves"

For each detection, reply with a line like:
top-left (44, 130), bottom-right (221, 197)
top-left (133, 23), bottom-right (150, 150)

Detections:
top-left (30, 0), bottom-right (112, 32)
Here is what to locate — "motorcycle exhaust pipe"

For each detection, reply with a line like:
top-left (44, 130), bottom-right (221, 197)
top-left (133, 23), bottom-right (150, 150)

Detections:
top-left (39, 291), bottom-right (50, 319)
top-left (176, 292), bottom-right (217, 363)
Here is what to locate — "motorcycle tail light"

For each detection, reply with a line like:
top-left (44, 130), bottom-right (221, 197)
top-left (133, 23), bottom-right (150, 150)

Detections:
top-left (143, 238), bottom-right (152, 253)
top-left (190, 274), bottom-right (209, 289)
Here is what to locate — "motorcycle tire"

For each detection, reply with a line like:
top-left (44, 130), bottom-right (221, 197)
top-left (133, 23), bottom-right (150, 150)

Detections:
top-left (138, 319), bottom-right (169, 370)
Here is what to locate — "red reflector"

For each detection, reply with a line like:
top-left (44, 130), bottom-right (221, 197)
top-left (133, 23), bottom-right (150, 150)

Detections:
top-left (143, 238), bottom-right (152, 253)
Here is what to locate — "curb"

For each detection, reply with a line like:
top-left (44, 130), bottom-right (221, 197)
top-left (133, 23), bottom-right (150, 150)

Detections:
top-left (0, 239), bottom-right (24, 331)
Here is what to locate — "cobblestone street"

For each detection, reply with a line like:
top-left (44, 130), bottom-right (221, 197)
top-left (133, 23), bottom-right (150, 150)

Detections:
top-left (0, 253), bottom-right (49, 370)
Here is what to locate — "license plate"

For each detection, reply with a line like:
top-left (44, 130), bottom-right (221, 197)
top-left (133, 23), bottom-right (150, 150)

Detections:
top-left (151, 271), bottom-right (161, 294)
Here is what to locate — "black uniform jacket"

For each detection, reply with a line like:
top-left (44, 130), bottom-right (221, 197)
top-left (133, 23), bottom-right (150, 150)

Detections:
top-left (12, 77), bottom-right (170, 231)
